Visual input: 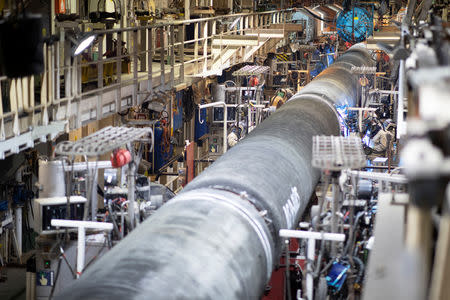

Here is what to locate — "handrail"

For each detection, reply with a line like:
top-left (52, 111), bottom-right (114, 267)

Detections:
top-left (84, 8), bottom-right (294, 35)
top-left (0, 9), bottom-right (294, 157)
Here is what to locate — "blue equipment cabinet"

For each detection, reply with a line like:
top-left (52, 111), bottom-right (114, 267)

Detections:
top-left (195, 104), bottom-right (209, 141)
top-left (153, 122), bottom-right (173, 170)
top-left (173, 91), bottom-right (183, 131)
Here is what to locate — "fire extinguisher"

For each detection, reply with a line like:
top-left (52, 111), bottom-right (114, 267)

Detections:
top-left (110, 149), bottom-right (132, 168)
top-left (55, 0), bottom-right (66, 14)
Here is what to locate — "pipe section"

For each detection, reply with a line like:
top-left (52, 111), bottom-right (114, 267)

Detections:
top-left (56, 47), bottom-right (373, 300)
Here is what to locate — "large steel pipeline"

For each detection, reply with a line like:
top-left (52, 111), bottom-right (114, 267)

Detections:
top-left (56, 47), bottom-right (373, 300)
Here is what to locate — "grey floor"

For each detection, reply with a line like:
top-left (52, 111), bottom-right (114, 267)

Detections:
top-left (0, 267), bottom-right (26, 300)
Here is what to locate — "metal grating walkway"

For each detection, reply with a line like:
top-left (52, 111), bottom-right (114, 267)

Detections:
top-left (55, 126), bottom-right (152, 156)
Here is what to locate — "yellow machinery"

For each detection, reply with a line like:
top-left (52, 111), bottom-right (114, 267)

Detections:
top-left (81, 61), bottom-right (122, 85)
top-left (135, 0), bottom-right (155, 21)
top-left (269, 88), bottom-right (294, 109)
top-left (81, 39), bottom-right (131, 85)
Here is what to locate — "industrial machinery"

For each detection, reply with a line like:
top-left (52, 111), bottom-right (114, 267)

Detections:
top-left (54, 46), bottom-right (374, 300)
top-left (336, 7), bottom-right (373, 43)
top-left (362, 14), bottom-right (450, 300)
top-left (203, 65), bottom-right (269, 155)
top-left (1, 0), bottom-right (450, 299)
top-left (17, 124), bottom-right (179, 299)
top-left (269, 88), bottom-right (293, 109)
top-left (33, 196), bottom-right (86, 234)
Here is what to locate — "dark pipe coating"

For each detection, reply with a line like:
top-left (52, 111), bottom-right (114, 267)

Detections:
top-left (56, 46), bottom-right (374, 300)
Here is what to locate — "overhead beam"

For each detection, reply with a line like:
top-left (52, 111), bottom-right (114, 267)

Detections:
top-left (270, 23), bottom-right (304, 32)
top-left (212, 35), bottom-right (259, 47)
top-left (245, 29), bottom-right (285, 38)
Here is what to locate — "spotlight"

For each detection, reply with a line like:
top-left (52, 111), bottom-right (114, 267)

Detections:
top-left (69, 33), bottom-right (97, 57)
top-left (228, 17), bottom-right (241, 30)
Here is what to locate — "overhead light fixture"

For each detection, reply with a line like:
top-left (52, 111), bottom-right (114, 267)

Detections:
top-left (228, 17), bottom-right (241, 30)
top-left (68, 32), bottom-right (97, 57)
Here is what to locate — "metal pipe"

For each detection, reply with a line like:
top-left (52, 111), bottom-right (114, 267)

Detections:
top-left (346, 170), bottom-right (407, 184)
top-left (397, 59), bottom-right (406, 139)
top-left (223, 102), bottom-right (228, 153)
top-left (280, 230), bottom-right (346, 241)
top-left (331, 179), bottom-right (340, 256)
top-left (55, 47), bottom-right (373, 300)
top-left (128, 143), bottom-right (136, 229)
top-left (15, 206), bottom-right (22, 257)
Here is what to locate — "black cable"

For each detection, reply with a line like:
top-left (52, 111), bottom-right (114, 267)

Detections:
top-left (107, 203), bottom-right (121, 238)
top-left (23, 206), bottom-right (33, 251)
top-left (59, 246), bottom-right (76, 279)
top-left (48, 256), bottom-right (62, 300)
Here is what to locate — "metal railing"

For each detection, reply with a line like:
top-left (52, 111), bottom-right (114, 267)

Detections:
top-left (0, 9), bottom-right (293, 158)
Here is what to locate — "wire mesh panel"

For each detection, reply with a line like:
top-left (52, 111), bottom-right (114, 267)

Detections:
top-left (55, 126), bottom-right (152, 156)
top-left (351, 66), bottom-right (377, 74)
top-left (232, 65), bottom-right (271, 76)
top-left (312, 136), bottom-right (366, 171)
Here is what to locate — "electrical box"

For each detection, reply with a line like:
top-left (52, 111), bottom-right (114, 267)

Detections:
top-left (208, 133), bottom-right (223, 154)
top-left (33, 196), bottom-right (86, 234)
